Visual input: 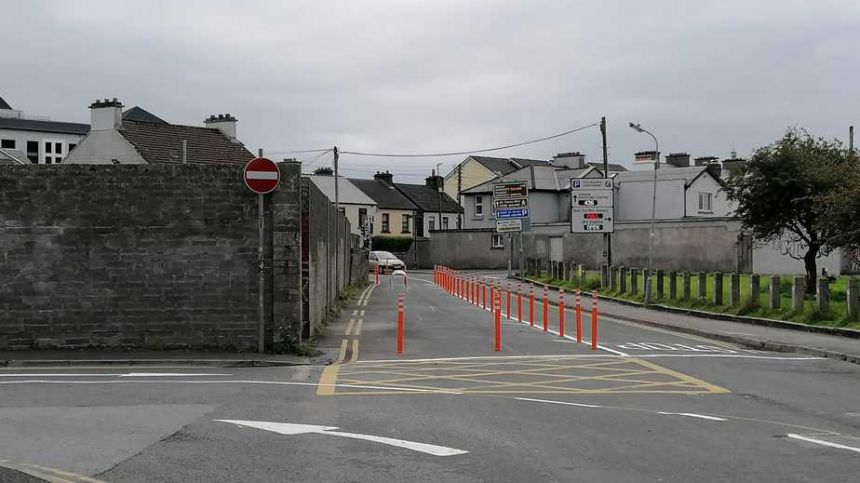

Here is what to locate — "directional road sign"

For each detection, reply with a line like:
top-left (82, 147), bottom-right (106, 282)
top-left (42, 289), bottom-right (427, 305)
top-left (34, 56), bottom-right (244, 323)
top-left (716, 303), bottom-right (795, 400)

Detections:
top-left (493, 180), bottom-right (529, 231)
top-left (496, 219), bottom-right (523, 233)
top-left (570, 178), bottom-right (614, 233)
top-left (495, 208), bottom-right (529, 219)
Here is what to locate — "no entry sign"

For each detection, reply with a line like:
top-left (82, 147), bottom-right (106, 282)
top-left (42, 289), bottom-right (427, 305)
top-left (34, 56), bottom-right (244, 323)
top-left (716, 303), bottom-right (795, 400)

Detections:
top-left (244, 157), bottom-right (280, 194)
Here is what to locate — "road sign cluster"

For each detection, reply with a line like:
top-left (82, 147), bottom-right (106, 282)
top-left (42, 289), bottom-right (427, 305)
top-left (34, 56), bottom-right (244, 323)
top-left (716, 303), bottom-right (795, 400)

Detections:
top-left (570, 178), bottom-right (614, 233)
top-left (492, 181), bottom-right (529, 232)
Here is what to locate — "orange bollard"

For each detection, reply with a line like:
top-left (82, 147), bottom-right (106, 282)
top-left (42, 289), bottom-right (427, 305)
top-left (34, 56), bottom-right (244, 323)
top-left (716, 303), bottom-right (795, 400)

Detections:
top-left (517, 283), bottom-right (522, 321)
top-left (506, 282), bottom-right (511, 319)
top-left (591, 291), bottom-right (599, 351)
top-left (559, 288), bottom-right (565, 338)
top-left (529, 283), bottom-right (535, 326)
top-left (494, 291), bottom-right (501, 352)
top-left (397, 293), bottom-right (405, 354)
top-left (482, 280), bottom-right (487, 309)
top-left (575, 290), bottom-right (582, 343)
top-left (542, 285), bottom-right (549, 332)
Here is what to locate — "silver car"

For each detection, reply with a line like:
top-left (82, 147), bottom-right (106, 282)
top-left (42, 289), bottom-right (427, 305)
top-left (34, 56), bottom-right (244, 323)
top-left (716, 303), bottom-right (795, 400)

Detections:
top-left (369, 251), bottom-right (405, 272)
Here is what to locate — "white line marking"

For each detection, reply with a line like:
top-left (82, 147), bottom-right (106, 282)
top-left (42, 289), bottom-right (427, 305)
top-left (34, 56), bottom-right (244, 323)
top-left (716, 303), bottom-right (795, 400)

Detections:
top-left (657, 412), bottom-right (726, 421)
top-left (786, 434), bottom-right (860, 454)
top-left (352, 309), bottom-right (359, 316)
top-left (516, 397), bottom-right (602, 408)
top-left (215, 420), bottom-right (468, 456)
top-left (245, 171), bottom-right (279, 180)
top-left (0, 373), bottom-right (232, 378)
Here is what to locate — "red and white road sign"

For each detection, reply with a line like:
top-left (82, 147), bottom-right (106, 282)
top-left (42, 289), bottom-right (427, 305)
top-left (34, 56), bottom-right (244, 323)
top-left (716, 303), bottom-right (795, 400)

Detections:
top-left (244, 157), bottom-right (280, 194)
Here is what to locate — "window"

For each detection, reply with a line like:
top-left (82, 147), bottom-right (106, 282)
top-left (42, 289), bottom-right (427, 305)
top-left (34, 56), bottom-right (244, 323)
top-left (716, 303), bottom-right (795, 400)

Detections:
top-left (475, 195), bottom-right (484, 216)
top-left (1, 139), bottom-right (14, 149)
top-left (68, 143), bottom-right (77, 152)
top-left (401, 214), bottom-right (411, 234)
top-left (698, 192), bottom-right (713, 213)
top-left (491, 234), bottom-right (504, 249)
top-left (54, 142), bottom-right (62, 154)
top-left (381, 213), bottom-right (390, 233)
top-left (428, 216), bottom-right (435, 231)
top-left (358, 208), bottom-right (368, 233)
top-left (45, 142), bottom-right (52, 154)
top-left (442, 217), bottom-right (449, 229)
top-left (26, 141), bottom-right (38, 161)
top-left (45, 157), bottom-right (52, 165)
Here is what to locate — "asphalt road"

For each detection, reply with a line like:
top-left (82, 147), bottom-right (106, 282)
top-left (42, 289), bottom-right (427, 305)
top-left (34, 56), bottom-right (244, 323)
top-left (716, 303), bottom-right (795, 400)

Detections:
top-left (1, 270), bottom-right (858, 482)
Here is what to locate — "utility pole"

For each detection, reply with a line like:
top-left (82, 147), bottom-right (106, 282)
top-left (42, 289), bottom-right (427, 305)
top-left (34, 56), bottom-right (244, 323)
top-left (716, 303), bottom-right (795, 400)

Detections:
top-left (850, 126), bottom-right (854, 159)
top-left (457, 163), bottom-right (463, 229)
top-left (333, 146), bottom-right (340, 294)
top-left (436, 162), bottom-right (443, 231)
top-left (600, 117), bottom-right (611, 267)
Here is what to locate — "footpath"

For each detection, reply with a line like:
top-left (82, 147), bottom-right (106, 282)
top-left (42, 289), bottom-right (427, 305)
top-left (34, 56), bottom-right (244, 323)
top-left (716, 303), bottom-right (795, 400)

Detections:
top-left (516, 276), bottom-right (860, 365)
top-left (0, 349), bottom-right (313, 367)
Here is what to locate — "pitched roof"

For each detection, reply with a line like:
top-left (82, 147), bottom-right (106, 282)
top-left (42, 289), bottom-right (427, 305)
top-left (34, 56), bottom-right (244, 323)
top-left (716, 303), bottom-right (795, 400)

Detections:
top-left (613, 166), bottom-right (724, 187)
top-left (118, 120), bottom-right (254, 165)
top-left (463, 165), bottom-right (598, 194)
top-left (468, 155), bottom-right (550, 175)
top-left (349, 178), bottom-right (418, 211)
top-left (122, 106), bottom-right (167, 124)
top-left (395, 183), bottom-right (463, 213)
top-left (0, 96), bottom-right (11, 110)
top-left (0, 116), bottom-right (89, 135)
top-left (586, 162), bottom-right (627, 171)
top-left (308, 175), bottom-right (377, 206)
top-left (0, 148), bottom-right (28, 165)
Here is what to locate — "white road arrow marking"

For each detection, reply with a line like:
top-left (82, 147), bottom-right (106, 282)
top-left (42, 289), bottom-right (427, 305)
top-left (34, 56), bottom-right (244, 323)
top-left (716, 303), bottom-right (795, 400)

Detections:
top-left (787, 434), bottom-right (860, 454)
top-left (216, 420), bottom-right (468, 457)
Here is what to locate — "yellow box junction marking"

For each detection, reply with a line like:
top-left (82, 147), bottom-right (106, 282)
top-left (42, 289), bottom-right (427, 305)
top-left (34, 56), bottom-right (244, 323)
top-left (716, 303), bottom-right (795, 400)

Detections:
top-left (317, 355), bottom-right (728, 397)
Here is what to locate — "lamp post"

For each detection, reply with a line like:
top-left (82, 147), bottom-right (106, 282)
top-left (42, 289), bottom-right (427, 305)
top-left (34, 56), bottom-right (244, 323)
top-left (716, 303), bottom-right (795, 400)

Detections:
top-left (628, 123), bottom-right (659, 305)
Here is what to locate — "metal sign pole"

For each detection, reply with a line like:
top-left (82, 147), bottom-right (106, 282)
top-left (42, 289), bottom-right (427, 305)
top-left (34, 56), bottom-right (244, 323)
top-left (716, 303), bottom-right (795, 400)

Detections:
top-left (258, 192), bottom-right (265, 353)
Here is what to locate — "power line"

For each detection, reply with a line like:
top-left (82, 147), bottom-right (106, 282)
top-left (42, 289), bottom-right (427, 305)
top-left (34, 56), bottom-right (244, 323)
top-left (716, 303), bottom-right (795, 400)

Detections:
top-left (266, 147), bottom-right (332, 155)
top-left (339, 123), bottom-right (598, 158)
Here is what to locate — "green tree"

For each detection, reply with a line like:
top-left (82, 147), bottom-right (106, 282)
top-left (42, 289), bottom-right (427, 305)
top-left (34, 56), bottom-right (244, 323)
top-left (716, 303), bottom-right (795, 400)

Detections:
top-left (727, 128), bottom-right (853, 293)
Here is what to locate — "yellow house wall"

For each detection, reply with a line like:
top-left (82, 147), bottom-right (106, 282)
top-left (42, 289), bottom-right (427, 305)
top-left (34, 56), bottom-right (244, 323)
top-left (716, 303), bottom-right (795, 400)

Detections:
top-left (373, 208), bottom-right (416, 237)
top-left (443, 159), bottom-right (498, 202)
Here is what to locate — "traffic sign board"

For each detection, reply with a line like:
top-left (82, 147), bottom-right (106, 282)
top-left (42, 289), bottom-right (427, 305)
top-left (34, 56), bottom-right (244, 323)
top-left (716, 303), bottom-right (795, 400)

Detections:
top-left (244, 157), bottom-right (280, 194)
top-left (570, 177), bottom-right (614, 233)
top-left (495, 208), bottom-right (529, 219)
top-left (493, 181), bottom-right (528, 200)
top-left (496, 219), bottom-right (523, 233)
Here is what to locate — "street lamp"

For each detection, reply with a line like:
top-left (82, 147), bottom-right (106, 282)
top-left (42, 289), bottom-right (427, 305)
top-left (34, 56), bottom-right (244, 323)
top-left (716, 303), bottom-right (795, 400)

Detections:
top-left (628, 122), bottom-right (659, 305)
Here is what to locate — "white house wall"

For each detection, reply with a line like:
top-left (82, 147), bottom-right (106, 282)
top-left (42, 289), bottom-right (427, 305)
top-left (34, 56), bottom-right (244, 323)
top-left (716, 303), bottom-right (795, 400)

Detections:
top-left (684, 174), bottom-right (733, 218)
top-left (615, 179), bottom-right (686, 221)
top-left (424, 212), bottom-right (458, 234)
top-left (752, 237), bottom-right (843, 275)
top-left (0, 129), bottom-right (84, 164)
top-left (64, 130), bottom-right (146, 164)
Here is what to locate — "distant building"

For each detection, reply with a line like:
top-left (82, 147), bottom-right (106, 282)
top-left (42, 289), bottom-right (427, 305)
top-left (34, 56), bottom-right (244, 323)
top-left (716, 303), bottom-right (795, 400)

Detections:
top-left (0, 95), bottom-right (88, 164)
top-left (613, 165), bottom-right (731, 221)
top-left (442, 155), bottom-right (550, 210)
top-left (64, 99), bottom-right (254, 165)
top-left (350, 173), bottom-right (419, 239)
top-left (307, 174), bottom-right (378, 241)
top-left (394, 173), bottom-right (463, 237)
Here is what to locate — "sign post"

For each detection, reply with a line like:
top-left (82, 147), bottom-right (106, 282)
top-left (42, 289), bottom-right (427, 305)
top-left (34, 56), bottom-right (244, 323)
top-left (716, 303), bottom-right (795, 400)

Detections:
top-left (493, 181), bottom-right (529, 277)
top-left (244, 157), bottom-right (281, 353)
top-left (570, 179), bottom-right (614, 234)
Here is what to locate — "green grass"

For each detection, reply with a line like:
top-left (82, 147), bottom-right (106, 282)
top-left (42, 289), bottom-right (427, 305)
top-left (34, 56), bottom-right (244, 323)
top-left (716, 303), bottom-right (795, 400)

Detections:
top-left (530, 270), bottom-right (859, 330)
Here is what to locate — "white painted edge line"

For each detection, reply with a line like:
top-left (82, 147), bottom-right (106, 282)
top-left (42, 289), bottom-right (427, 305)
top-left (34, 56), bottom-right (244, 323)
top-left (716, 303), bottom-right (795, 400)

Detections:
top-left (786, 433), bottom-right (860, 454)
top-left (657, 412), bottom-right (727, 421)
top-left (516, 397), bottom-right (602, 408)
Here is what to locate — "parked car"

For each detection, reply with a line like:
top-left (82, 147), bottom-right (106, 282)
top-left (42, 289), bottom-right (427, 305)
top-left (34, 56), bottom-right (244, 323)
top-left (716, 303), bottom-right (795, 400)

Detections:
top-left (370, 251), bottom-right (405, 272)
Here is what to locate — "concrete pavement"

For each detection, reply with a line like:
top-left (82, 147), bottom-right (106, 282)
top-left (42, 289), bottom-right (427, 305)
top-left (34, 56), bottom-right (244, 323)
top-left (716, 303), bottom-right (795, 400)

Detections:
top-left (1, 271), bottom-right (858, 482)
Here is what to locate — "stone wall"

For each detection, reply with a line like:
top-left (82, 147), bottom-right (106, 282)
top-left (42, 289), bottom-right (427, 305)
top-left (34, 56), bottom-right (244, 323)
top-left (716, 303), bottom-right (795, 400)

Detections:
top-left (416, 229), bottom-right (513, 269)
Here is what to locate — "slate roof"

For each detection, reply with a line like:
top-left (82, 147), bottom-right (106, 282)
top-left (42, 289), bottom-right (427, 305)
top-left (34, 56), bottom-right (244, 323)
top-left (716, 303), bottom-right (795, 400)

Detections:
top-left (469, 155), bottom-right (550, 175)
top-left (463, 165), bottom-right (598, 194)
top-left (0, 117), bottom-right (89, 135)
top-left (613, 166), bottom-right (725, 187)
top-left (0, 148), bottom-right (28, 164)
top-left (118, 120), bottom-right (254, 165)
top-left (349, 178), bottom-right (418, 211)
top-left (0, 96), bottom-right (11, 110)
top-left (122, 106), bottom-right (167, 124)
top-left (586, 162), bottom-right (627, 171)
top-left (394, 183), bottom-right (463, 213)
top-left (308, 175), bottom-right (377, 206)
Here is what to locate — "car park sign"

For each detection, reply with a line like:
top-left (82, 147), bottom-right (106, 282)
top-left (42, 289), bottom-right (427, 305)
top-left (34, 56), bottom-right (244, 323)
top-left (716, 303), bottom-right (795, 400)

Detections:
top-left (570, 178), bottom-right (614, 233)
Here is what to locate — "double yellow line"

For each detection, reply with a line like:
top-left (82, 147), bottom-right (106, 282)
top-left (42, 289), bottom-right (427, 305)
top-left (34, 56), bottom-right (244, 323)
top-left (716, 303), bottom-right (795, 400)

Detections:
top-left (319, 284), bottom-right (375, 396)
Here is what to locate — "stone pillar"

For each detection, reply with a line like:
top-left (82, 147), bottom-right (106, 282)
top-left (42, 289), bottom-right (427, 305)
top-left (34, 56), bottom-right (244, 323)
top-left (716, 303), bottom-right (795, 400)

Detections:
top-left (656, 269), bottom-right (665, 298)
top-left (816, 277), bottom-right (829, 312)
top-left (750, 274), bottom-right (760, 307)
top-left (630, 268), bottom-right (639, 295)
top-left (712, 272), bottom-right (723, 306)
top-left (668, 271), bottom-right (677, 299)
top-left (619, 266), bottom-right (627, 294)
top-left (769, 275), bottom-right (781, 310)
top-left (848, 277), bottom-right (859, 320)
top-left (682, 272), bottom-right (691, 300)
top-left (791, 276), bottom-right (805, 311)
top-left (729, 273), bottom-right (740, 306)
top-left (697, 272), bottom-right (707, 299)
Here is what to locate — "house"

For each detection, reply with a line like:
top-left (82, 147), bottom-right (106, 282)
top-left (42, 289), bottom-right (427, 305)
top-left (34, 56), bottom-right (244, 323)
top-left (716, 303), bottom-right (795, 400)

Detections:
top-left (461, 158), bottom-right (604, 229)
top-left (307, 173), bottom-right (378, 241)
top-left (393, 173), bottom-right (463, 237)
top-left (350, 172), bottom-right (419, 240)
top-left (64, 99), bottom-right (254, 165)
top-left (442, 155), bottom-right (551, 208)
top-left (613, 165), bottom-right (731, 221)
top-left (0, 95), bottom-right (89, 164)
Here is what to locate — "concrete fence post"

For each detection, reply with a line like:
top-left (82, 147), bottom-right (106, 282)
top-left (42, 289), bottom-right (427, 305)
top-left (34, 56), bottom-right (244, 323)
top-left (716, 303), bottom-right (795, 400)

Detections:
top-left (729, 273), bottom-right (740, 307)
top-left (601, 264), bottom-right (609, 288)
top-left (656, 269), bottom-right (665, 299)
top-left (750, 274), bottom-right (760, 307)
top-left (555, 261), bottom-right (561, 280)
top-left (682, 272), bottom-right (691, 300)
top-left (643, 268), bottom-right (651, 299)
top-left (769, 275), bottom-right (781, 310)
top-left (697, 272), bottom-right (707, 299)
top-left (630, 268), bottom-right (639, 295)
top-left (848, 277), bottom-right (859, 320)
top-left (610, 266), bottom-right (618, 292)
top-left (816, 277), bottom-right (830, 312)
top-left (791, 276), bottom-right (805, 312)
top-left (712, 272), bottom-right (723, 306)
top-left (568, 262), bottom-right (577, 284)
top-left (619, 266), bottom-right (627, 294)
top-left (668, 271), bottom-right (677, 299)
top-left (563, 262), bottom-right (569, 282)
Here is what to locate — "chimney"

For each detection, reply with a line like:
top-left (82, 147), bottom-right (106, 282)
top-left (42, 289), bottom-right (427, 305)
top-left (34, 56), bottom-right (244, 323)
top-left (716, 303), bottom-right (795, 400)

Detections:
top-left (665, 152), bottom-right (690, 168)
top-left (632, 151), bottom-right (660, 170)
top-left (89, 98), bottom-right (124, 131)
top-left (706, 163), bottom-right (722, 179)
top-left (425, 169), bottom-right (444, 191)
top-left (374, 171), bottom-right (394, 186)
top-left (313, 167), bottom-right (334, 176)
top-left (552, 152), bottom-right (585, 169)
top-left (694, 156), bottom-right (720, 166)
top-left (204, 113), bottom-right (238, 141)
top-left (720, 158), bottom-right (746, 178)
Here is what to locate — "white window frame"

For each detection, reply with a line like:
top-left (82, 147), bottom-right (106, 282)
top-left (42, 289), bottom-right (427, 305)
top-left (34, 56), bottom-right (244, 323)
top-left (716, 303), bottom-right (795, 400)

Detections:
top-left (42, 138), bottom-right (65, 164)
top-left (442, 216), bottom-right (449, 230)
top-left (428, 216), bottom-right (435, 231)
top-left (698, 192), bottom-right (713, 213)
top-left (491, 234), bottom-right (504, 249)
top-left (475, 195), bottom-right (484, 217)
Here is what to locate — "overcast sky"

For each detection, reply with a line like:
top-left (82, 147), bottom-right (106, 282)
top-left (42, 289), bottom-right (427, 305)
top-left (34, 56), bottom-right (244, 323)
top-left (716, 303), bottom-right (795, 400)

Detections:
top-left (3, 0), bottom-right (858, 180)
